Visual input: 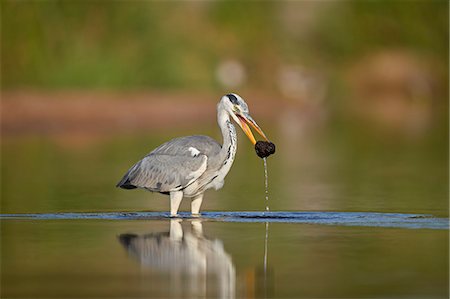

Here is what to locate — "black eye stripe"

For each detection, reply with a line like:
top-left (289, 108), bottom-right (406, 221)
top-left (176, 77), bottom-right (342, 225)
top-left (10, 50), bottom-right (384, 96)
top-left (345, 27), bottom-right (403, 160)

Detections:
top-left (226, 94), bottom-right (239, 104)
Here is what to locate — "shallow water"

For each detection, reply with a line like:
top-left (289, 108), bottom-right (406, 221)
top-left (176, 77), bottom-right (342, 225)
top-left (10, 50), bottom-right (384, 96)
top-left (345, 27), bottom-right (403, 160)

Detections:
top-left (1, 127), bottom-right (448, 297)
top-left (1, 216), bottom-right (448, 298)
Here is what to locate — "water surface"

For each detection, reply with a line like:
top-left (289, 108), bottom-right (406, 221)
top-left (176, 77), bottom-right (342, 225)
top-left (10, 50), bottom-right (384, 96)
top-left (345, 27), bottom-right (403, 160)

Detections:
top-left (1, 216), bottom-right (448, 298)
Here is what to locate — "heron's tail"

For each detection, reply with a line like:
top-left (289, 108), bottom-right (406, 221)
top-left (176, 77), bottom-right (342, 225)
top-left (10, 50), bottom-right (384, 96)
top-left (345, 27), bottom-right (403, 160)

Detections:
top-left (116, 174), bottom-right (137, 189)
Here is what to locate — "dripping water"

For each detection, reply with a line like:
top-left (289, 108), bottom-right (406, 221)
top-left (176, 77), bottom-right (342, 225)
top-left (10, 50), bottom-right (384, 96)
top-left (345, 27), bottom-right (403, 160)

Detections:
top-left (262, 159), bottom-right (270, 297)
top-left (263, 157), bottom-right (269, 212)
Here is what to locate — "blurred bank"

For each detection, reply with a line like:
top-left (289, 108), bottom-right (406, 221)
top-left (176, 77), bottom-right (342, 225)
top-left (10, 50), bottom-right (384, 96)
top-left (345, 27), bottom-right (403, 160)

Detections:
top-left (2, 1), bottom-right (448, 136)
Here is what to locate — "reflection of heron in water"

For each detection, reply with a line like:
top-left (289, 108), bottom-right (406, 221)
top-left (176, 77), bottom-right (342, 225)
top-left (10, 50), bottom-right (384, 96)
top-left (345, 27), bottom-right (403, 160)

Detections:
top-left (116, 94), bottom-right (269, 216)
top-left (119, 220), bottom-right (235, 298)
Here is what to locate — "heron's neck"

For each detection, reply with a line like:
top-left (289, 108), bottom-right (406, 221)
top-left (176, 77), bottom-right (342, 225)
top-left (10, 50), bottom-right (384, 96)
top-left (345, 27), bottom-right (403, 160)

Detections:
top-left (218, 108), bottom-right (237, 164)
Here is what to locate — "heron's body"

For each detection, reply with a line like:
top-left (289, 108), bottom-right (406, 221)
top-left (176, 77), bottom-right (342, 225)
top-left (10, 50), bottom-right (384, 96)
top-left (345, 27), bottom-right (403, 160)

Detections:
top-left (117, 94), bottom-right (268, 216)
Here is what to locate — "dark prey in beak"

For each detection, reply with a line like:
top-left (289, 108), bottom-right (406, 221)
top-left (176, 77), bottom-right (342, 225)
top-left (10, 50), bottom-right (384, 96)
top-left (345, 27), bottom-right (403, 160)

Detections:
top-left (255, 141), bottom-right (276, 158)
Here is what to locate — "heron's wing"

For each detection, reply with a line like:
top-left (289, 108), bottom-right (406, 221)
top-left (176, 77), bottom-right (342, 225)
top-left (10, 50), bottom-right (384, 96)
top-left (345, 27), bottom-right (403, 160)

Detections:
top-left (117, 153), bottom-right (207, 193)
top-left (117, 135), bottom-right (221, 193)
top-left (151, 135), bottom-right (221, 157)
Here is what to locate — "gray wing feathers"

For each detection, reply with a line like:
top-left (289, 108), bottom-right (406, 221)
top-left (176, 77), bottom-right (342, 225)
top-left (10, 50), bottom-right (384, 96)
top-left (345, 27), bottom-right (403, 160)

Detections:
top-left (117, 135), bottom-right (220, 193)
top-left (120, 154), bottom-right (207, 192)
top-left (151, 136), bottom-right (221, 157)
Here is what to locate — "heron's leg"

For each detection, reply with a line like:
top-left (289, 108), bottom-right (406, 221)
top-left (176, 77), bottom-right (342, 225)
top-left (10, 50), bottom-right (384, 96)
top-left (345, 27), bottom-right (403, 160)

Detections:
top-left (170, 191), bottom-right (183, 217)
top-left (191, 193), bottom-right (204, 216)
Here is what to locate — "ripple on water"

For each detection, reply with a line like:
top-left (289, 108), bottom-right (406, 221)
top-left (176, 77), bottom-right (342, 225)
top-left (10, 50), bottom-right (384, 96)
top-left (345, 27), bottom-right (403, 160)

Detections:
top-left (0, 211), bottom-right (448, 230)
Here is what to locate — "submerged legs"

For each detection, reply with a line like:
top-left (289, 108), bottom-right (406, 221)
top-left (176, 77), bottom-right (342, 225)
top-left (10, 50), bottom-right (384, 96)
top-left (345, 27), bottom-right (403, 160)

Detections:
top-left (170, 191), bottom-right (183, 216)
top-left (191, 194), bottom-right (204, 216)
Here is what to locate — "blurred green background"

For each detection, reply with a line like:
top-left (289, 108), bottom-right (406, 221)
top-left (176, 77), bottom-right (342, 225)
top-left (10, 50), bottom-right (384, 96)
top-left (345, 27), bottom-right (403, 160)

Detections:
top-left (2, 0), bottom-right (448, 91)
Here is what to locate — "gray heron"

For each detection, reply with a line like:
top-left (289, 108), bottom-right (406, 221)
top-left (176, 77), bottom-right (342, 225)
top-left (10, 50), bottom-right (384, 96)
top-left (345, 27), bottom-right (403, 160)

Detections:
top-left (116, 93), bottom-right (269, 216)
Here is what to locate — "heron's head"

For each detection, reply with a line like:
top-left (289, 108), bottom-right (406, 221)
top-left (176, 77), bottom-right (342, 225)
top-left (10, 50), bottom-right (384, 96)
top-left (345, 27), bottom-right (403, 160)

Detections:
top-left (221, 93), bottom-right (269, 145)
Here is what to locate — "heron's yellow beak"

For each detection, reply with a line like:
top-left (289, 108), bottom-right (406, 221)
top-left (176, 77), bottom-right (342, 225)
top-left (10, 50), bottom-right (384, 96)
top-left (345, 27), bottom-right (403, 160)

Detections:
top-left (236, 113), bottom-right (269, 145)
